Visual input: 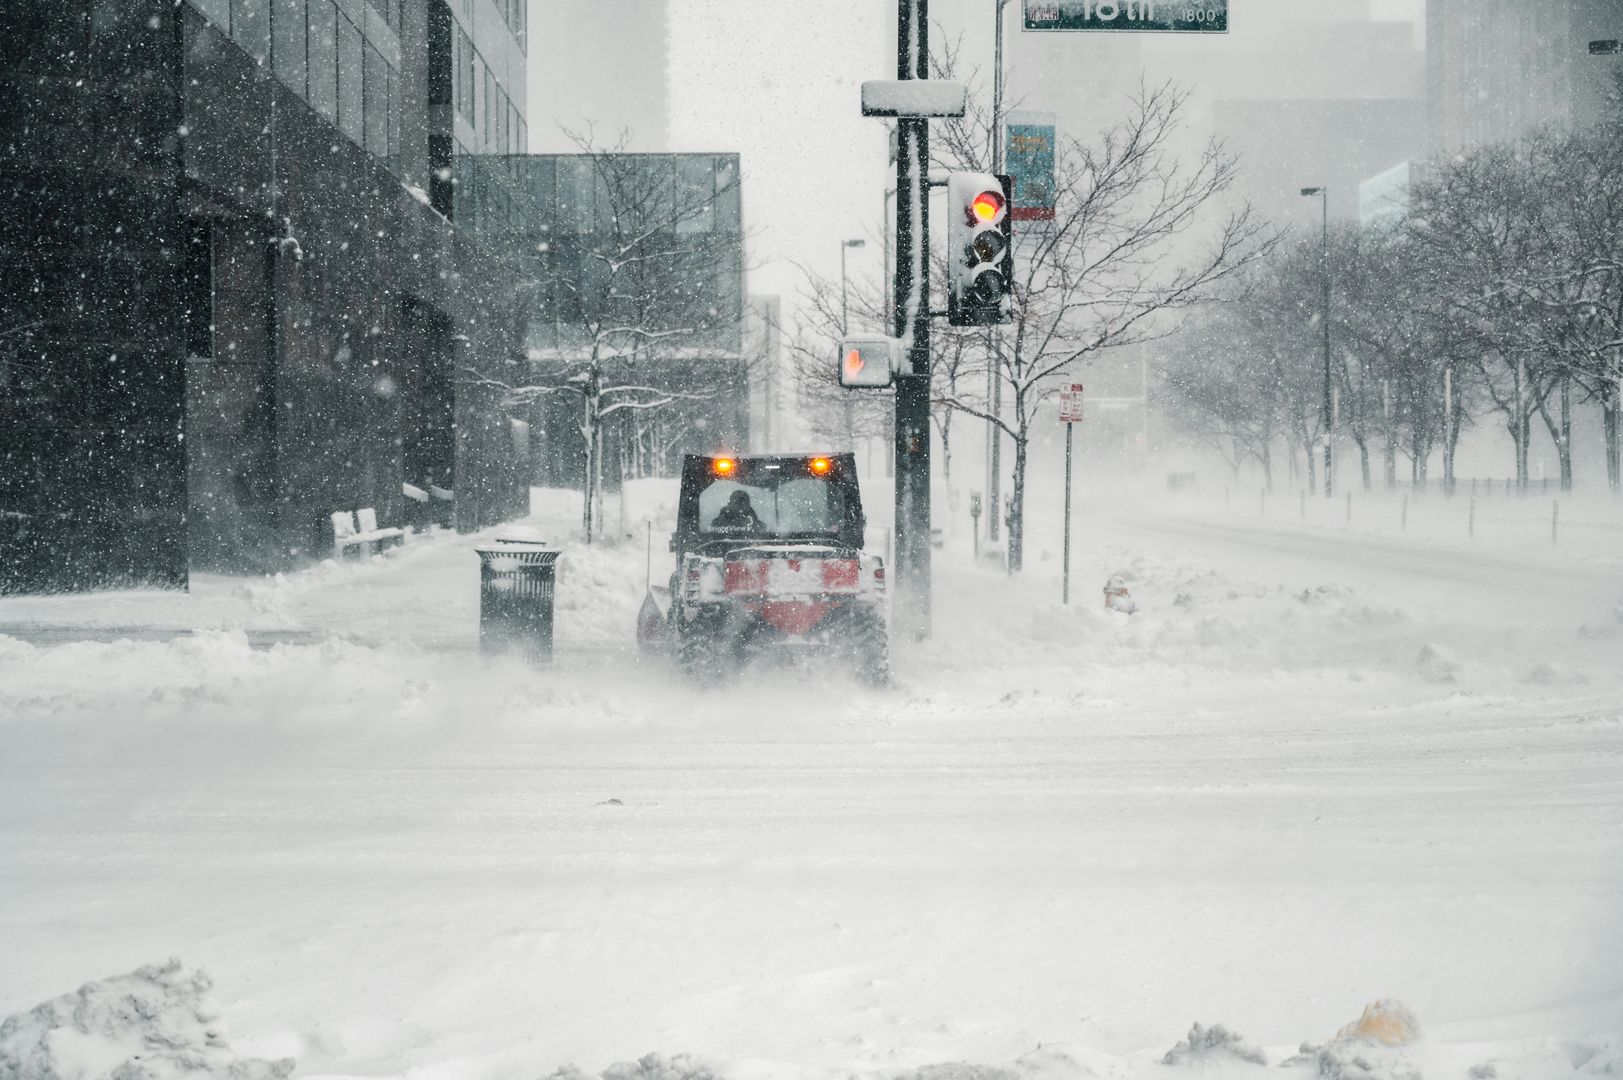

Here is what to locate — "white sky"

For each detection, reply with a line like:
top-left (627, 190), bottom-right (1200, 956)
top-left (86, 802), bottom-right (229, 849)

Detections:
top-left (659, 0), bottom-right (1427, 321)
top-left (667, 2), bottom-right (899, 315)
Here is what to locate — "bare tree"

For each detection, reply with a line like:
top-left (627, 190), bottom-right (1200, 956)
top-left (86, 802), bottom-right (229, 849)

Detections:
top-left (1410, 142), bottom-right (1563, 491)
top-left (933, 81), bottom-right (1275, 570)
top-left (1534, 122), bottom-right (1623, 491)
top-left (1162, 305), bottom-right (1286, 487)
top-left (779, 247), bottom-right (985, 484)
top-left (778, 260), bottom-right (896, 451)
top-left (1165, 83), bottom-right (1623, 495)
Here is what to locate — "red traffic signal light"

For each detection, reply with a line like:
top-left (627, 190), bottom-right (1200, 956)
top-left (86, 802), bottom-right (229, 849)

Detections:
top-left (969, 190), bottom-right (1005, 223)
top-left (948, 172), bottom-right (1014, 327)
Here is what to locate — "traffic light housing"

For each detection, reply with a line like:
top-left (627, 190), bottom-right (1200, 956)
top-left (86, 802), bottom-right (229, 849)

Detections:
top-left (838, 335), bottom-right (897, 388)
top-left (948, 172), bottom-right (1013, 327)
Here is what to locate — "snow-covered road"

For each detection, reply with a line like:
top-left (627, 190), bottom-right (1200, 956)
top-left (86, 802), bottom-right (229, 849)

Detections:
top-left (2, 486), bottom-right (1620, 1080)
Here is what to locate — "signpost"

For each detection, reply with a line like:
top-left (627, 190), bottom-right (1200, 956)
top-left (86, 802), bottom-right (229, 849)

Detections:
top-left (1058, 383), bottom-right (1084, 604)
top-left (969, 492), bottom-right (983, 559)
top-left (1023, 1), bottom-right (1228, 33)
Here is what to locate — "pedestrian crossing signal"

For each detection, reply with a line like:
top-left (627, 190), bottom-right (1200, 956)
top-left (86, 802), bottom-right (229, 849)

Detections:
top-left (838, 336), bottom-right (897, 388)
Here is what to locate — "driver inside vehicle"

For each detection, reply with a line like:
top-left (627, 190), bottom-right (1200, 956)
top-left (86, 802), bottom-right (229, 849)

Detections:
top-left (711, 489), bottom-right (764, 530)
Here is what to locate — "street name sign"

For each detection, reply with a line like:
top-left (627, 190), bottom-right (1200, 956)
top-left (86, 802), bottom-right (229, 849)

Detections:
top-left (1024, 1), bottom-right (1228, 33)
top-left (1059, 383), bottom-right (1085, 423)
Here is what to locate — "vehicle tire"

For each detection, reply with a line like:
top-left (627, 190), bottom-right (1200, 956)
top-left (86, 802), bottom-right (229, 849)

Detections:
top-left (851, 608), bottom-right (890, 688)
top-left (676, 610), bottom-right (733, 680)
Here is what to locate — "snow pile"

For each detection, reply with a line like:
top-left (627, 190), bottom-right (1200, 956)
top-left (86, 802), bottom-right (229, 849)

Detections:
top-left (1287, 1001), bottom-right (1423, 1080)
top-left (0, 959), bottom-right (293, 1080)
top-left (1336, 1000), bottom-right (1422, 1046)
top-left (901, 1065), bottom-right (1018, 1080)
top-left (546, 1054), bottom-right (718, 1080)
top-left (1161, 1023), bottom-right (1267, 1066)
top-left (1415, 643), bottom-right (1463, 684)
top-left (1565, 1039), bottom-right (1622, 1076)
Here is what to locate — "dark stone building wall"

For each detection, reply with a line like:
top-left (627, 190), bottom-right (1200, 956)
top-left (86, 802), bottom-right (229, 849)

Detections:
top-left (181, 9), bottom-right (527, 570)
top-left (0, 0), bottom-right (190, 591)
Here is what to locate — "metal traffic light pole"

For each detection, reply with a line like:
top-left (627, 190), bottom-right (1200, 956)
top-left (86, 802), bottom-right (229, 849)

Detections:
top-left (986, 0), bottom-right (1011, 545)
top-left (893, 0), bottom-right (933, 640)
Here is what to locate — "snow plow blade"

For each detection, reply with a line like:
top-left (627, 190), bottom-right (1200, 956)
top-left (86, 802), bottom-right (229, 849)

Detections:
top-left (637, 586), bottom-right (671, 655)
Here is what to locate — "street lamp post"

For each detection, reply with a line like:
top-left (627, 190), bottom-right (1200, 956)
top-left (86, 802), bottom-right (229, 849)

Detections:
top-left (1590, 38), bottom-right (1623, 495)
top-left (1301, 185), bottom-right (1332, 497)
top-left (840, 238), bottom-right (866, 335)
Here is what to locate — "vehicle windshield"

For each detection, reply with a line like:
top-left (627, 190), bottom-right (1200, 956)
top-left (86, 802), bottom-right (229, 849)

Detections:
top-left (696, 473), bottom-right (851, 536)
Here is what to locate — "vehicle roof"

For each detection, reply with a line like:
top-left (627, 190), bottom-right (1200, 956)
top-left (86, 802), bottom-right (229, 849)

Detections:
top-left (681, 452), bottom-right (854, 464)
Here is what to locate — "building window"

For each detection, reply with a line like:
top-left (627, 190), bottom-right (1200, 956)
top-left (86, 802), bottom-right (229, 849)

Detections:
top-left (484, 64), bottom-right (495, 148)
top-left (306, 0), bottom-right (337, 122)
top-left (271, 0), bottom-right (307, 97)
top-left (183, 222), bottom-right (215, 360)
top-left (363, 42), bottom-right (388, 158)
top-left (427, 0), bottom-right (455, 217)
top-left (386, 65), bottom-right (400, 171)
top-left (231, 0), bottom-right (271, 63)
top-left (675, 157), bottom-right (718, 235)
top-left (337, 10), bottom-right (363, 145)
top-left (365, 0), bottom-right (402, 33)
top-left (454, 27), bottom-right (476, 128)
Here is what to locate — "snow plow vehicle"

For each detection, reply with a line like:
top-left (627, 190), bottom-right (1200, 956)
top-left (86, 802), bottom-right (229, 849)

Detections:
top-left (637, 453), bottom-right (889, 685)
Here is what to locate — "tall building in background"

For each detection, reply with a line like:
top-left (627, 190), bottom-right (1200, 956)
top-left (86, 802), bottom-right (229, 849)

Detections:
top-left (1140, 0), bottom-right (1426, 223)
top-left (937, 1), bottom-right (1426, 221)
top-left (528, 0), bottom-right (671, 152)
top-left (745, 296), bottom-right (783, 453)
top-left (0, 0), bottom-right (535, 591)
top-left (1427, 0), bottom-right (1618, 157)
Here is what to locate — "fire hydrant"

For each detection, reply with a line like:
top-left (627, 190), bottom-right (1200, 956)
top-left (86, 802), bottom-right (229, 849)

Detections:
top-left (1104, 574), bottom-right (1138, 614)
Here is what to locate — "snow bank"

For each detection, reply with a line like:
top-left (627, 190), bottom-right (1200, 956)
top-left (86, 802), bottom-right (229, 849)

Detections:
top-left (0, 959), bottom-right (292, 1080)
top-left (1336, 1001), bottom-right (1422, 1047)
top-left (544, 1054), bottom-right (721, 1080)
top-left (1162, 1023), bottom-right (1267, 1066)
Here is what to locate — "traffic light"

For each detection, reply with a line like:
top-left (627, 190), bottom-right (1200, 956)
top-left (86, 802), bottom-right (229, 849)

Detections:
top-left (838, 335), bottom-right (896, 388)
top-left (947, 172), bottom-right (1013, 327)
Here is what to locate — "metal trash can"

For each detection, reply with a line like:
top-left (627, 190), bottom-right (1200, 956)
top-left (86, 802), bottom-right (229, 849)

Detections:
top-left (474, 535), bottom-right (560, 662)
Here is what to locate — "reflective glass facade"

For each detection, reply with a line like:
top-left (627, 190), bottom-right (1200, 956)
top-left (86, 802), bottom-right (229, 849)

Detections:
top-left (184, 0), bottom-right (526, 176)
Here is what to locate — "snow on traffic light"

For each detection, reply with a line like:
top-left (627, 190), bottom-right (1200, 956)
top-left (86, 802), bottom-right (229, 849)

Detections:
top-left (947, 172), bottom-right (1013, 327)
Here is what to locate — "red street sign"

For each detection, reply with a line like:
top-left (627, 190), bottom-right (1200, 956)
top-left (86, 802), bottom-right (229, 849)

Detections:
top-left (1059, 382), bottom-right (1084, 423)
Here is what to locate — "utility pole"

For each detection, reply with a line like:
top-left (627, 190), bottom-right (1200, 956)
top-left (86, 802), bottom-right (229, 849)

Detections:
top-left (893, 0), bottom-right (932, 639)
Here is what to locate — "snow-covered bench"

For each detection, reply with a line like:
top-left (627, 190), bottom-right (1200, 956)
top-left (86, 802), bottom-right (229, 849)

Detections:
top-left (330, 508), bottom-right (405, 559)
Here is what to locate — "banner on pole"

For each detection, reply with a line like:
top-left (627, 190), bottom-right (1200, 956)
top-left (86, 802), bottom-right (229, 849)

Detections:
top-left (1059, 382), bottom-right (1085, 423)
top-left (1005, 112), bottom-right (1056, 222)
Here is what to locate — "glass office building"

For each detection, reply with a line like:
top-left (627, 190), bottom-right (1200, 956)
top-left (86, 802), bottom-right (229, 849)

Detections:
top-left (0, 0), bottom-right (534, 590)
top-left (485, 153), bottom-right (749, 487)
